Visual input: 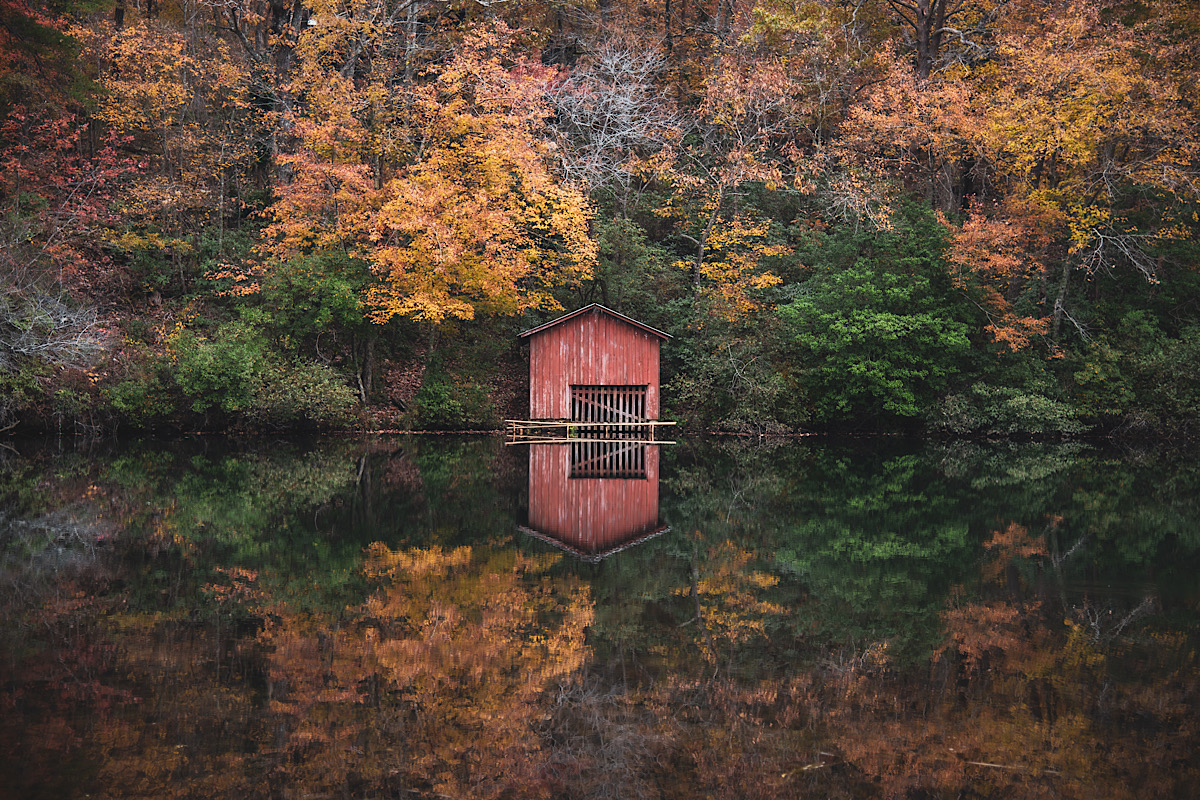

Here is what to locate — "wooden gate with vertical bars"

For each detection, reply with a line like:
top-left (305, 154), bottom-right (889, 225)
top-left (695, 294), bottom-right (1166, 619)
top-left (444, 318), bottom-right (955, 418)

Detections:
top-left (570, 385), bottom-right (647, 437)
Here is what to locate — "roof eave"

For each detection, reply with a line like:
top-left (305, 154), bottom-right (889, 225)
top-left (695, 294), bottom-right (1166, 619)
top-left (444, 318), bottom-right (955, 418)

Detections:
top-left (518, 303), bottom-right (671, 340)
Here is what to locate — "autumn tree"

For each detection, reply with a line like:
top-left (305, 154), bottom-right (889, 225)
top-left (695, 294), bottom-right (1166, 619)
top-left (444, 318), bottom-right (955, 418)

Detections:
top-left (975, 0), bottom-right (1200, 340)
top-left (266, 22), bottom-right (596, 324)
top-left (71, 17), bottom-right (264, 293)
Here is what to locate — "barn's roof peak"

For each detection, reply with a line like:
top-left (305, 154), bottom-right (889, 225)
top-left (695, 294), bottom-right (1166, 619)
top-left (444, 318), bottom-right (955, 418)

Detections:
top-left (518, 303), bottom-right (671, 340)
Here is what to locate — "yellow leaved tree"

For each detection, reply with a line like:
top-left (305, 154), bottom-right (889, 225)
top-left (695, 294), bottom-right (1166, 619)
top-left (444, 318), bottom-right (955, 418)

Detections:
top-left (265, 22), bottom-right (596, 324)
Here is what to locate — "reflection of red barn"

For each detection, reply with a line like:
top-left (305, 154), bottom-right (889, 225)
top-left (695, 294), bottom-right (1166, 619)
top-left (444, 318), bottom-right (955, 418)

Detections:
top-left (519, 304), bottom-right (669, 423)
top-left (521, 444), bottom-right (667, 562)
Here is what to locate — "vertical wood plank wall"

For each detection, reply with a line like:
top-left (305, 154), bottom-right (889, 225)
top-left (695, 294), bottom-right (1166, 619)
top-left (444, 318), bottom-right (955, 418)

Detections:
top-left (527, 444), bottom-right (662, 556)
top-left (528, 309), bottom-right (661, 420)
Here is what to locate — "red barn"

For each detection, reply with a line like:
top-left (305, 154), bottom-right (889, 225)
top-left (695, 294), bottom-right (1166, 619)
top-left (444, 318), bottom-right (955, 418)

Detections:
top-left (519, 304), bottom-right (670, 423)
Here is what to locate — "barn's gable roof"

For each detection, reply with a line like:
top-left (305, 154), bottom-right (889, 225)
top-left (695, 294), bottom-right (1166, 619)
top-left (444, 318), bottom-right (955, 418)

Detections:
top-left (518, 303), bottom-right (671, 340)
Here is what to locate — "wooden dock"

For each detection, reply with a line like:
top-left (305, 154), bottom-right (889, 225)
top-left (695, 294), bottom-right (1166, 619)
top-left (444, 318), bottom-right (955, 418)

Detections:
top-left (505, 419), bottom-right (676, 445)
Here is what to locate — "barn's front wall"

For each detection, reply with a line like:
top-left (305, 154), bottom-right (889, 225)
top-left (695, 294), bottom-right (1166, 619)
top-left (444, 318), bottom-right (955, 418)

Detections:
top-left (527, 309), bottom-right (661, 420)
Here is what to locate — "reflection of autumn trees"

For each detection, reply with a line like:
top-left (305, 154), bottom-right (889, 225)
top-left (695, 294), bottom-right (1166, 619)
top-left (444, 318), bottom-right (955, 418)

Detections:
top-left (804, 521), bottom-right (1197, 800)
top-left (241, 545), bottom-right (592, 798)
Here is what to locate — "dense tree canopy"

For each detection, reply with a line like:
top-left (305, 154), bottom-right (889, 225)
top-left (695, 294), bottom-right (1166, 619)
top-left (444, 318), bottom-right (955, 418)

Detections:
top-left (1, 0), bottom-right (1198, 434)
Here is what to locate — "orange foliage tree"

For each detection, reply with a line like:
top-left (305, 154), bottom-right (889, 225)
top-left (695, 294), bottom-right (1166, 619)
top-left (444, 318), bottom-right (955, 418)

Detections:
top-left (974, 0), bottom-right (1200, 338)
top-left (265, 22), bottom-right (596, 324)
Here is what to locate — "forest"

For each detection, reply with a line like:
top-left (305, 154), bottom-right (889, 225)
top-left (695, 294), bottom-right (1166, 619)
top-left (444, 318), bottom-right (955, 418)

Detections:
top-left (2, 0), bottom-right (1198, 436)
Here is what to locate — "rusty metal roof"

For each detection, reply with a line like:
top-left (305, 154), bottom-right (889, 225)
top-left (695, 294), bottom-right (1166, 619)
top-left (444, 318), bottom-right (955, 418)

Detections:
top-left (518, 303), bottom-right (671, 340)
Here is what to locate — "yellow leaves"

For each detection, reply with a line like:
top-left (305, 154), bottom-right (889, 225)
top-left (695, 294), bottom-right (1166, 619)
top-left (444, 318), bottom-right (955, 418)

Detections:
top-left (68, 18), bottom-right (263, 242)
top-left (317, 542), bottom-right (596, 793)
top-left (1066, 204), bottom-right (1112, 255)
top-left (363, 543), bottom-right (471, 580)
top-left (676, 211), bottom-right (785, 320)
top-left (103, 230), bottom-right (193, 256)
top-left (976, 0), bottom-right (1198, 272)
top-left (268, 21), bottom-right (595, 324)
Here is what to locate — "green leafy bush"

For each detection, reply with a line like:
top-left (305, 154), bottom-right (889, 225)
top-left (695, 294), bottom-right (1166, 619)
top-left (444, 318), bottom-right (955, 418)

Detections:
top-left (776, 204), bottom-right (973, 425)
top-left (932, 384), bottom-right (1084, 436)
top-left (778, 262), bottom-right (970, 422)
top-left (170, 321), bottom-right (268, 414)
top-left (664, 296), bottom-right (794, 431)
top-left (247, 358), bottom-right (357, 428)
top-left (167, 319), bottom-right (356, 427)
top-left (258, 254), bottom-right (367, 348)
top-left (0, 363), bottom-right (44, 429)
top-left (1120, 321), bottom-right (1200, 433)
top-left (412, 371), bottom-right (497, 430)
top-left (104, 367), bottom-right (176, 426)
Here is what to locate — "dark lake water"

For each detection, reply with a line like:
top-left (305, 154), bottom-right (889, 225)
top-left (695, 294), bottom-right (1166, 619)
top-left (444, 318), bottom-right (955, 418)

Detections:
top-left (2, 435), bottom-right (1198, 799)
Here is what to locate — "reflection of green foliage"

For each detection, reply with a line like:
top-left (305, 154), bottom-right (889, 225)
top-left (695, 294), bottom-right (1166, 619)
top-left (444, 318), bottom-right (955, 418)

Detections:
top-left (104, 441), bottom-right (366, 613)
top-left (408, 437), bottom-right (519, 540)
top-left (771, 451), bottom-right (975, 664)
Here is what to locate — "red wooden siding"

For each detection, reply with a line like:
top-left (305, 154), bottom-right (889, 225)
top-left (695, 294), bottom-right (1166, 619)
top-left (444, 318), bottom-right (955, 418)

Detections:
top-left (526, 307), bottom-right (663, 420)
top-left (526, 444), bottom-right (662, 558)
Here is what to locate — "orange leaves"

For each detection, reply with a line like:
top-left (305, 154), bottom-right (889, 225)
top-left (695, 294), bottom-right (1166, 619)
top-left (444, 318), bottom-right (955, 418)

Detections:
top-left (839, 45), bottom-right (982, 209)
top-left (975, 0), bottom-right (1199, 281)
top-left (267, 22), bottom-right (595, 324)
top-left (943, 198), bottom-right (1061, 350)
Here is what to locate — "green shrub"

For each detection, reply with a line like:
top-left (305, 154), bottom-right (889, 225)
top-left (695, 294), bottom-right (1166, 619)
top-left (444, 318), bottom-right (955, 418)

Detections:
top-left (1122, 323), bottom-right (1200, 432)
top-left (0, 363), bottom-right (44, 429)
top-left (168, 319), bottom-right (357, 428)
top-left (247, 358), bottom-right (357, 428)
top-left (412, 371), bottom-right (497, 430)
top-left (258, 254), bottom-right (367, 348)
top-left (932, 384), bottom-right (1085, 436)
top-left (1070, 341), bottom-right (1132, 422)
top-left (170, 321), bottom-right (268, 413)
top-left (776, 204), bottom-right (973, 425)
top-left (778, 262), bottom-right (970, 422)
top-left (104, 369), bottom-right (176, 426)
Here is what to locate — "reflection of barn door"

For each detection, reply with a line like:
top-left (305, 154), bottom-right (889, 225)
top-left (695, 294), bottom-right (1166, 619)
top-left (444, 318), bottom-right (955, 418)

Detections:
top-left (570, 385), bottom-right (647, 424)
top-left (571, 442), bottom-right (646, 478)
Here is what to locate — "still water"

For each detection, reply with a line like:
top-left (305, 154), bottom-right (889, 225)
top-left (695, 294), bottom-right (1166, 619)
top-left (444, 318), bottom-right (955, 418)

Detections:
top-left (2, 436), bottom-right (1198, 799)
